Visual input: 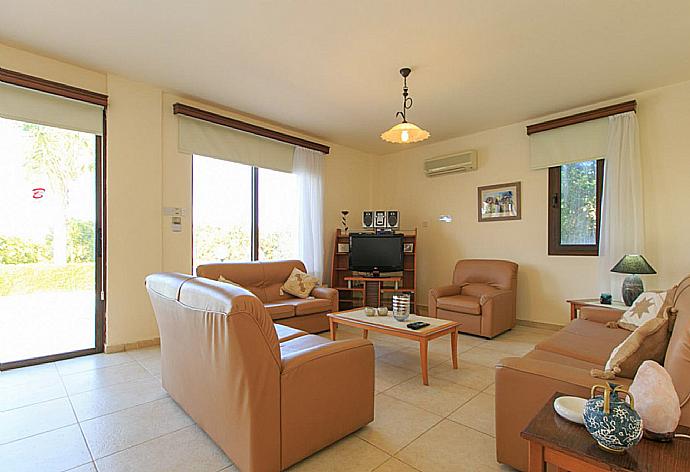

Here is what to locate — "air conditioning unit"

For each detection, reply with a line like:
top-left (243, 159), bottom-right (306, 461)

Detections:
top-left (423, 150), bottom-right (478, 176)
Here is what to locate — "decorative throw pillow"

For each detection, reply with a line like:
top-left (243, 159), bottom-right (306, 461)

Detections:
top-left (281, 268), bottom-right (319, 299)
top-left (616, 291), bottom-right (667, 331)
top-left (591, 316), bottom-right (671, 380)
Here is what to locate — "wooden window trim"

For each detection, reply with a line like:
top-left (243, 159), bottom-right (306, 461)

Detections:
top-left (173, 103), bottom-right (330, 154)
top-left (548, 159), bottom-right (604, 256)
top-left (0, 67), bottom-right (108, 107)
top-left (527, 101), bottom-right (636, 136)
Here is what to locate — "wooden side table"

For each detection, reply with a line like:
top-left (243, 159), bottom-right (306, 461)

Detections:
top-left (521, 392), bottom-right (690, 471)
top-left (566, 298), bottom-right (627, 320)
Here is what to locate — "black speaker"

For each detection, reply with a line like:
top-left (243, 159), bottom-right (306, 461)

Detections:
top-left (374, 210), bottom-right (386, 228)
top-left (386, 210), bottom-right (399, 228)
top-left (362, 211), bottom-right (374, 228)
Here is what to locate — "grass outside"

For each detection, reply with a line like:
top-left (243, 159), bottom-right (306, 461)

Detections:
top-left (0, 262), bottom-right (94, 296)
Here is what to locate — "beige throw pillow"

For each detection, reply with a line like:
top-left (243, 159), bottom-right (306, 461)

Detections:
top-left (617, 291), bottom-right (667, 331)
top-left (592, 316), bottom-right (671, 380)
top-left (218, 275), bottom-right (242, 288)
top-left (281, 268), bottom-right (319, 299)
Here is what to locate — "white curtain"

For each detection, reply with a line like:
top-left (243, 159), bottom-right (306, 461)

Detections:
top-left (294, 146), bottom-right (325, 282)
top-left (598, 112), bottom-right (645, 297)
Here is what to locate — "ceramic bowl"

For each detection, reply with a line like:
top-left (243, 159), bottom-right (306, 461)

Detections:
top-left (364, 307), bottom-right (376, 317)
top-left (554, 396), bottom-right (587, 425)
top-left (377, 307), bottom-right (388, 316)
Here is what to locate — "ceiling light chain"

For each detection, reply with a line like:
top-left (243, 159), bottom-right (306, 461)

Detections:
top-left (381, 67), bottom-right (430, 144)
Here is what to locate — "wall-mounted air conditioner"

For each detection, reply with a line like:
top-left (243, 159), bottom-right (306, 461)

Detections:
top-left (423, 150), bottom-right (478, 176)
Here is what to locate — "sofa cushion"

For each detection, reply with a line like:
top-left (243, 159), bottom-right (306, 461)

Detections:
top-left (437, 295), bottom-right (481, 315)
top-left (535, 319), bottom-right (630, 366)
top-left (275, 324), bottom-right (308, 343)
top-left (524, 349), bottom-right (602, 370)
top-left (265, 302), bottom-right (295, 320)
top-left (277, 298), bottom-right (332, 316)
top-left (279, 334), bottom-right (330, 357)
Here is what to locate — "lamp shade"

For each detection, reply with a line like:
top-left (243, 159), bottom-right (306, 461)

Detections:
top-left (380, 122), bottom-right (430, 144)
top-left (611, 255), bottom-right (657, 275)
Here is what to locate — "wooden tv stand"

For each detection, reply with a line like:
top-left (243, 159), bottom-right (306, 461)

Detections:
top-left (330, 228), bottom-right (417, 311)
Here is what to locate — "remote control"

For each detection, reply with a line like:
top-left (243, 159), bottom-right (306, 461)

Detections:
top-left (407, 321), bottom-right (430, 330)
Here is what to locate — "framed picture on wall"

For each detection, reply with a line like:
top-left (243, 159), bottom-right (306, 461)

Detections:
top-left (337, 243), bottom-right (349, 253)
top-left (478, 181), bottom-right (521, 222)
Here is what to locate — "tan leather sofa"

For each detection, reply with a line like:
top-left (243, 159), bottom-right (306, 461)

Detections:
top-left (495, 275), bottom-right (690, 471)
top-left (429, 259), bottom-right (518, 338)
top-left (145, 273), bottom-right (374, 472)
top-left (196, 260), bottom-right (337, 333)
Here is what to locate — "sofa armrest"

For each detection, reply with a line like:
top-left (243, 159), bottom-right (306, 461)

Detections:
top-left (579, 306), bottom-right (623, 324)
top-left (280, 339), bottom-right (374, 468)
top-left (428, 285), bottom-right (462, 318)
top-left (479, 290), bottom-right (516, 337)
top-left (311, 287), bottom-right (339, 312)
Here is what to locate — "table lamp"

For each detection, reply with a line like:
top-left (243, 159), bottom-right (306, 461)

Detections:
top-left (611, 254), bottom-right (657, 306)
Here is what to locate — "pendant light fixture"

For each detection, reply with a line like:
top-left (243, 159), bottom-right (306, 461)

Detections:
top-left (380, 67), bottom-right (430, 144)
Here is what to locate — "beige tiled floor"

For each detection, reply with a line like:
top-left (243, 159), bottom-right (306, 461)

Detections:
top-left (0, 325), bottom-right (554, 472)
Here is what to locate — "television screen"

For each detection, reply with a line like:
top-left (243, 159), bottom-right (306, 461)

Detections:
top-left (349, 233), bottom-right (404, 272)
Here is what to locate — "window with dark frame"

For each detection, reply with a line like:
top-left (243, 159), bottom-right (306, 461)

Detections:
top-left (548, 159), bottom-right (604, 256)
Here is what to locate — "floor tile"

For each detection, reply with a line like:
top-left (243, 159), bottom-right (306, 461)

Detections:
top-left (81, 397), bottom-right (193, 458)
top-left (377, 347), bottom-right (447, 373)
top-left (137, 356), bottom-right (161, 376)
top-left (0, 424), bottom-right (92, 472)
top-left (372, 342), bottom-right (404, 358)
top-left (126, 346), bottom-right (161, 361)
top-left (457, 333), bottom-right (489, 347)
top-left (0, 362), bottom-right (61, 390)
top-left (374, 361), bottom-right (418, 393)
top-left (396, 420), bottom-right (501, 471)
top-left (95, 425), bottom-right (230, 472)
top-left (483, 383), bottom-right (496, 395)
top-left (56, 352), bottom-right (135, 376)
top-left (70, 377), bottom-right (168, 421)
top-left (458, 348), bottom-right (510, 369)
top-left (374, 457), bottom-right (419, 472)
top-left (61, 362), bottom-right (152, 395)
top-left (448, 392), bottom-right (496, 436)
top-left (0, 379), bottom-right (67, 412)
top-left (384, 376), bottom-right (480, 417)
top-left (428, 360), bottom-right (495, 391)
top-left (0, 397), bottom-right (76, 445)
top-left (356, 394), bottom-right (442, 454)
top-left (480, 339), bottom-right (535, 356)
top-left (66, 463), bottom-right (97, 472)
top-left (288, 434), bottom-right (389, 471)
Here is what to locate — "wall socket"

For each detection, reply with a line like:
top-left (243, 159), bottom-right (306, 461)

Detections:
top-left (163, 207), bottom-right (186, 217)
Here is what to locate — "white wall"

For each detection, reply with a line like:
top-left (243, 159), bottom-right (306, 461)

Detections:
top-left (375, 80), bottom-right (690, 325)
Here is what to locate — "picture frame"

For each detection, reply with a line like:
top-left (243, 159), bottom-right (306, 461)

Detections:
top-left (403, 243), bottom-right (414, 253)
top-left (478, 181), bottom-right (521, 222)
top-left (337, 243), bottom-right (349, 253)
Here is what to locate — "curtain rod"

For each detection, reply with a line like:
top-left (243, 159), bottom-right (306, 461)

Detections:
top-left (526, 100), bottom-right (636, 136)
top-left (0, 67), bottom-right (108, 107)
top-left (173, 103), bottom-right (330, 155)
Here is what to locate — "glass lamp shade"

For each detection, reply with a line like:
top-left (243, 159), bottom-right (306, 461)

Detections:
top-left (380, 122), bottom-right (430, 144)
top-left (610, 254), bottom-right (657, 275)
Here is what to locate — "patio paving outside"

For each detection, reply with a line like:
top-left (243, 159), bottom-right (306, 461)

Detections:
top-left (0, 290), bottom-right (94, 364)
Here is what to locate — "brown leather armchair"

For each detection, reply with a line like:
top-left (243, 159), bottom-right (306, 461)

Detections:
top-left (429, 259), bottom-right (518, 338)
top-left (145, 273), bottom-right (374, 472)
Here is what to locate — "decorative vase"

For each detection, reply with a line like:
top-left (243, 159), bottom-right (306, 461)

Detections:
top-left (392, 293), bottom-right (410, 321)
top-left (341, 210), bottom-right (349, 233)
top-left (363, 306), bottom-right (376, 317)
top-left (584, 383), bottom-right (643, 453)
top-left (376, 307), bottom-right (388, 316)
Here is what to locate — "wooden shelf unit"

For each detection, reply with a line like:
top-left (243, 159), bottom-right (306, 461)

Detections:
top-left (330, 228), bottom-right (417, 311)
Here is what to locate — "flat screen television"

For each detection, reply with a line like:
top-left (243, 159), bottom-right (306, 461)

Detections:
top-left (349, 233), bottom-right (404, 272)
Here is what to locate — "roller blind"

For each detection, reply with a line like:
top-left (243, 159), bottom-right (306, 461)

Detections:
top-left (0, 81), bottom-right (104, 135)
top-left (529, 117), bottom-right (608, 170)
top-left (178, 115), bottom-right (294, 173)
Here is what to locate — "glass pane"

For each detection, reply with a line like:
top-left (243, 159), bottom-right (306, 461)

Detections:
top-left (258, 168), bottom-right (298, 261)
top-left (193, 156), bottom-right (252, 266)
top-left (0, 117), bottom-right (96, 363)
top-left (560, 160), bottom-right (598, 245)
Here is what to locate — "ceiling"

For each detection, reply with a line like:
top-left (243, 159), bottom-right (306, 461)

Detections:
top-left (2, 1), bottom-right (690, 154)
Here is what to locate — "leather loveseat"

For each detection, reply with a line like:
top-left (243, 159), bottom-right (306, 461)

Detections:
top-left (145, 273), bottom-right (374, 472)
top-left (429, 259), bottom-right (518, 338)
top-left (196, 260), bottom-right (337, 333)
top-left (495, 275), bottom-right (690, 471)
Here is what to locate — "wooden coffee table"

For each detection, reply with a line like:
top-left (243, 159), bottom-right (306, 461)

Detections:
top-left (328, 308), bottom-right (461, 386)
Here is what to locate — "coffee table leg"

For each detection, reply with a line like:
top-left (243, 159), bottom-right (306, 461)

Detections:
top-left (528, 441), bottom-right (545, 472)
top-left (329, 319), bottom-right (337, 341)
top-left (420, 339), bottom-right (429, 386)
top-left (451, 329), bottom-right (458, 369)
top-left (362, 329), bottom-right (368, 339)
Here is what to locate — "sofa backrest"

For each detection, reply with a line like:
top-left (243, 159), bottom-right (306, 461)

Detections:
top-left (196, 260), bottom-right (307, 302)
top-left (145, 273), bottom-right (282, 470)
top-left (453, 259), bottom-right (518, 291)
top-left (664, 274), bottom-right (690, 422)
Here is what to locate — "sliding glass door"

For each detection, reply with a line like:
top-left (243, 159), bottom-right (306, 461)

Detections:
top-left (0, 117), bottom-right (104, 369)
